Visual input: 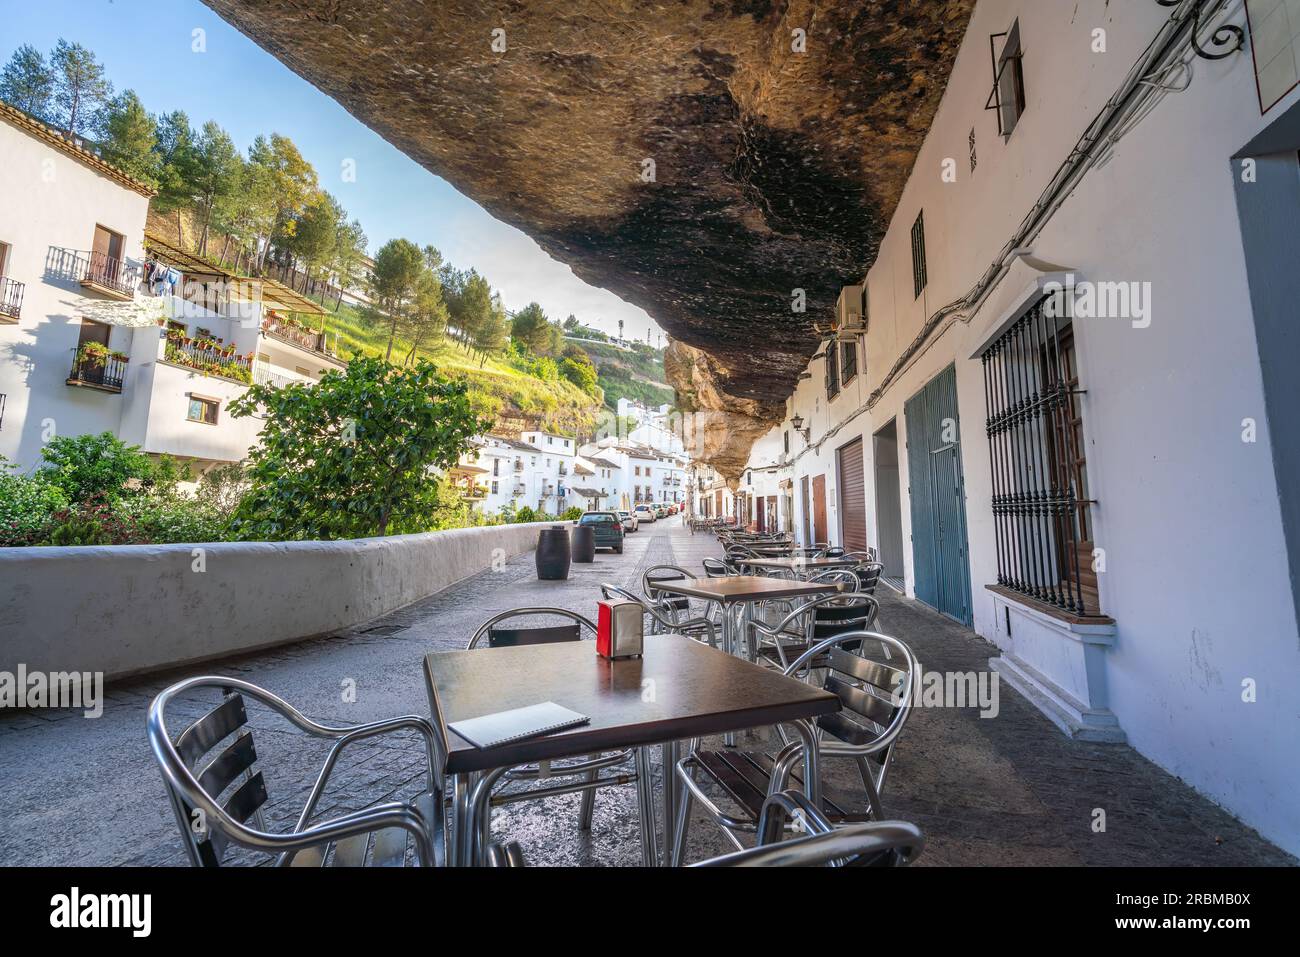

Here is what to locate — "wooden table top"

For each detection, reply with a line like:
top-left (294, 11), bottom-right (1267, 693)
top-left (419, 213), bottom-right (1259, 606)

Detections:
top-left (655, 575), bottom-right (844, 603)
top-left (424, 636), bottom-right (839, 775)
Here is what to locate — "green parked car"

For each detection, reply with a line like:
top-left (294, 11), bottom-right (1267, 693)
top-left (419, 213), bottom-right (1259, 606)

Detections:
top-left (576, 511), bottom-right (625, 553)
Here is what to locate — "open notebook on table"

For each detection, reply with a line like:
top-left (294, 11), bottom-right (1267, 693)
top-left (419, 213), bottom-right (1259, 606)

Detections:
top-left (448, 701), bottom-right (590, 749)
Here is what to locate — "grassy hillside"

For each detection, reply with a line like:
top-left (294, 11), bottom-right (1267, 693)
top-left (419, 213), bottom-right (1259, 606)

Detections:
top-left (323, 303), bottom-right (602, 436)
top-left (578, 340), bottom-right (675, 411)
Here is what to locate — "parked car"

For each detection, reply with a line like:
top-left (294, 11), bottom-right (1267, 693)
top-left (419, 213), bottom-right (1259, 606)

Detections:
top-left (634, 504), bottom-right (656, 523)
top-left (616, 510), bottom-right (638, 532)
top-left (655, 504), bottom-right (669, 519)
top-left (576, 511), bottom-right (624, 553)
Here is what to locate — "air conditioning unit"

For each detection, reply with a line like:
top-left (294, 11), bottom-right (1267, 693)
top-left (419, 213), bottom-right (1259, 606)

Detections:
top-left (835, 285), bottom-right (866, 340)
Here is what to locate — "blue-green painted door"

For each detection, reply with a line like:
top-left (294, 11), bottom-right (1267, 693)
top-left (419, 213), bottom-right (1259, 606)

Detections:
top-left (904, 366), bottom-right (972, 625)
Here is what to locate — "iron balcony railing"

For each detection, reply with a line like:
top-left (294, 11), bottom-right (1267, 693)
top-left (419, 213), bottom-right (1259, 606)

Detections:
top-left (81, 250), bottom-right (141, 298)
top-left (0, 276), bottom-right (24, 320)
top-left (165, 339), bottom-right (253, 384)
top-left (68, 352), bottom-right (128, 393)
top-left (980, 296), bottom-right (1094, 616)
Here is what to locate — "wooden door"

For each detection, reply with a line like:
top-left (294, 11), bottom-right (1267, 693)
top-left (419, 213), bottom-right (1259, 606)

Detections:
top-left (756, 496), bottom-right (766, 532)
top-left (811, 475), bottom-right (828, 545)
top-left (837, 437), bottom-right (867, 554)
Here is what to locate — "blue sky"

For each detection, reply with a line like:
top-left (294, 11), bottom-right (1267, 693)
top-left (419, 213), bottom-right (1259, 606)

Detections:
top-left (2, 0), bottom-right (661, 342)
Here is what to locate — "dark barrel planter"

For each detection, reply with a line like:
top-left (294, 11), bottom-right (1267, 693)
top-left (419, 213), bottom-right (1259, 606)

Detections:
top-left (571, 525), bottom-right (596, 564)
top-left (536, 526), bottom-right (572, 580)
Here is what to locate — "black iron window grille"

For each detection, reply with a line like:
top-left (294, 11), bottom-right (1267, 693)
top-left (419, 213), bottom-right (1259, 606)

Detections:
top-left (986, 20), bottom-right (1026, 138)
top-left (981, 296), bottom-right (1098, 616)
top-left (841, 339), bottom-right (858, 384)
top-left (911, 211), bottom-right (927, 298)
top-left (825, 340), bottom-right (841, 399)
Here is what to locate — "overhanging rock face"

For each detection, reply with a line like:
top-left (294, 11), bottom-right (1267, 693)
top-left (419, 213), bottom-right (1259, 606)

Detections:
top-left (204, 0), bottom-right (973, 475)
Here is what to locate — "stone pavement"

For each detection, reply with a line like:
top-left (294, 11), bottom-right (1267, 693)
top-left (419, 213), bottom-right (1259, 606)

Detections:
top-left (0, 518), bottom-right (1292, 866)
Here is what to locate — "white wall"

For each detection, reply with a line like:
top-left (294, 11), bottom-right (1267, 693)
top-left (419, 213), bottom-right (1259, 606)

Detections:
top-left (748, 0), bottom-right (1300, 853)
top-left (0, 521), bottom-right (560, 680)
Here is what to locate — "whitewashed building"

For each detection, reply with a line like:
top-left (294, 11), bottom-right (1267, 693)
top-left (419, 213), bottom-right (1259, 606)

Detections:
top-left (0, 104), bottom-right (346, 478)
top-left (737, 0), bottom-right (1300, 854)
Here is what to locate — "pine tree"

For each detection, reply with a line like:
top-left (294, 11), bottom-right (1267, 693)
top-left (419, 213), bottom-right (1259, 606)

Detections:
top-left (0, 44), bottom-right (55, 120)
top-left (50, 40), bottom-right (112, 137)
top-left (97, 91), bottom-right (160, 187)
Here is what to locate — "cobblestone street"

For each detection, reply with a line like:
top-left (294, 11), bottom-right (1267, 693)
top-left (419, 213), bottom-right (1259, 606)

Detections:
top-left (0, 519), bottom-right (1292, 867)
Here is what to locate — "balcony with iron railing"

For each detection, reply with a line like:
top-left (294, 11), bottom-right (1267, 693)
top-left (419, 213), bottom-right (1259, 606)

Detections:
top-left (79, 250), bottom-right (141, 300)
top-left (0, 276), bottom-right (24, 322)
top-left (67, 348), bottom-right (128, 393)
top-left (163, 334), bottom-right (254, 385)
top-left (263, 314), bottom-right (334, 356)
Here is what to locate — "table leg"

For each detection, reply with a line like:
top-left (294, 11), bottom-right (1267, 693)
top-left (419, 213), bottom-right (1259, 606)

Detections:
top-left (450, 773), bottom-right (470, 867)
top-left (660, 740), bottom-right (680, 866)
top-left (722, 602), bottom-right (737, 747)
top-left (635, 747), bottom-right (658, 867)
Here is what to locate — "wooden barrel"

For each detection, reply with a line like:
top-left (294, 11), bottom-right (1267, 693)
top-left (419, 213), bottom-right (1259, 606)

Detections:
top-left (535, 526), bottom-right (572, 580)
top-left (571, 524), bottom-right (596, 564)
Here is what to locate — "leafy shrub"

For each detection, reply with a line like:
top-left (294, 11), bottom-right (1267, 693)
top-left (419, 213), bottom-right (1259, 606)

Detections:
top-left (513, 505), bottom-right (537, 524)
top-left (40, 499), bottom-right (144, 546)
top-left (0, 460), bottom-right (70, 546)
top-left (560, 506), bottom-right (584, 521)
top-left (115, 495), bottom-right (228, 544)
top-left (36, 432), bottom-right (154, 503)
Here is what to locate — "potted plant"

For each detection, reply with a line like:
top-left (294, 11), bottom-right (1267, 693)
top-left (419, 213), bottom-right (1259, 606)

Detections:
top-left (76, 341), bottom-right (109, 369)
top-left (109, 350), bottom-right (129, 364)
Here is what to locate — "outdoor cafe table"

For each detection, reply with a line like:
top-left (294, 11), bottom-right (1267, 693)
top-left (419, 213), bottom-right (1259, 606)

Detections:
top-left (652, 575), bottom-right (845, 660)
top-left (741, 557), bottom-right (859, 578)
top-left (424, 635), bottom-right (839, 866)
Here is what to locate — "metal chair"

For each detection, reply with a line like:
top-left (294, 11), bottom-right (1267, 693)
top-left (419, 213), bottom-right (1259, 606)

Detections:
top-left (464, 608), bottom-right (647, 857)
top-left (148, 676), bottom-right (443, 867)
top-left (489, 791), bottom-right (923, 868)
top-left (847, 559), bottom-right (885, 594)
top-left (600, 583), bottom-right (718, 648)
top-left (701, 557), bottom-right (732, 578)
top-left (818, 545), bottom-right (847, 559)
top-left (750, 591), bottom-right (879, 671)
top-left (692, 790), bottom-right (923, 867)
top-left (671, 629), bottom-right (918, 864)
top-left (642, 564), bottom-right (697, 628)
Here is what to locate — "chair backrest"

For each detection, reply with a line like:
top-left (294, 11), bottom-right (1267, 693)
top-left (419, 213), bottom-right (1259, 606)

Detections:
top-left (467, 607), bottom-right (597, 649)
top-left (806, 568), bottom-right (862, 591)
top-left (642, 564), bottom-right (696, 607)
top-left (852, 561), bottom-right (885, 594)
top-left (810, 594), bottom-right (880, 647)
top-left (161, 687), bottom-right (266, 867)
top-left (701, 557), bottom-right (731, 578)
top-left (785, 630), bottom-right (918, 764)
top-left (819, 546), bottom-right (846, 558)
top-left (694, 789), bottom-right (923, 867)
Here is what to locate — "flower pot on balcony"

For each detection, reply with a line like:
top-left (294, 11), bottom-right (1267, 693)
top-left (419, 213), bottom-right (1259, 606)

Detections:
top-left (535, 525), bottom-right (572, 580)
top-left (571, 524), bottom-right (596, 564)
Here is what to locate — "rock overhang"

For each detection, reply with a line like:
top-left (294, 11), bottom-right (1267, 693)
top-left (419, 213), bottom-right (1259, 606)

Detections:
top-left (202, 0), bottom-right (974, 476)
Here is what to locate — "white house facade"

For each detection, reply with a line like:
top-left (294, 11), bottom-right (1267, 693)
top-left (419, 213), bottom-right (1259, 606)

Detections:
top-left (0, 104), bottom-right (346, 479)
top-left (735, 0), bottom-right (1300, 855)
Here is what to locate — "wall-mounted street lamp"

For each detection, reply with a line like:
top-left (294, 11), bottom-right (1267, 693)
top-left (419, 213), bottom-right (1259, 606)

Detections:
top-left (791, 414), bottom-right (810, 444)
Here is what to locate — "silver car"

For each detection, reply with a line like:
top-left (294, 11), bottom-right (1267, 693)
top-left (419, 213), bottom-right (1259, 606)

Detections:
top-left (616, 510), bottom-right (638, 533)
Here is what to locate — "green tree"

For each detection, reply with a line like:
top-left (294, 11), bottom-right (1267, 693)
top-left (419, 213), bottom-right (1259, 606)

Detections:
top-left (153, 110), bottom-right (197, 242)
top-left (50, 39), bottom-right (112, 136)
top-left (560, 349), bottom-right (602, 398)
top-left (227, 356), bottom-right (489, 539)
top-left (456, 271), bottom-right (493, 355)
top-left (472, 293), bottom-right (510, 366)
top-left (189, 121), bottom-right (243, 255)
top-left (288, 191), bottom-right (342, 290)
top-left (247, 133), bottom-right (318, 269)
top-left (403, 255), bottom-right (449, 362)
top-left (331, 218), bottom-right (369, 305)
top-left (511, 301), bottom-right (551, 354)
top-left (36, 432), bottom-right (153, 503)
top-left (368, 238), bottom-right (424, 360)
top-left (0, 44), bottom-right (55, 120)
top-left (97, 90), bottom-right (160, 187)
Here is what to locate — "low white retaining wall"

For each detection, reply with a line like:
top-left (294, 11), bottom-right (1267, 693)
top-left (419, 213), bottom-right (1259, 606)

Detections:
top-left (0, 522), bottom-right (558, 681)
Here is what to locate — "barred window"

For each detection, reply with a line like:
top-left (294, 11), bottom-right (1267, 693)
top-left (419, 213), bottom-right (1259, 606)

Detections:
top-left (911, 211), bottom-right (927, 298)
top-left (981, 297), bottom-right (1098, 615)
top-left (841, 339), bottom-right (858, 384)
top-left (826, 344), bottom-right (841, 399)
